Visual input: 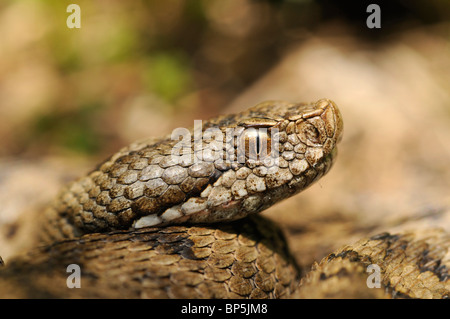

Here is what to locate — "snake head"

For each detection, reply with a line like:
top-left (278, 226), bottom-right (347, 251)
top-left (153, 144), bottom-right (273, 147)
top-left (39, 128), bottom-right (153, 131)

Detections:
top-left (169, 98), bottom-right (344, 224)
top-left (130, 99), bottom-right (344, 229)
top-left (236, 98), bottom-right (343, 171)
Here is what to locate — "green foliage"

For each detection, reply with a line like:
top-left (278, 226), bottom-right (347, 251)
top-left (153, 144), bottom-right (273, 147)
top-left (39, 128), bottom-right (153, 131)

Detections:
top-left (32, 102), bottom-right (104, 154)
top-left (143, 52), bottom-right (193, 103)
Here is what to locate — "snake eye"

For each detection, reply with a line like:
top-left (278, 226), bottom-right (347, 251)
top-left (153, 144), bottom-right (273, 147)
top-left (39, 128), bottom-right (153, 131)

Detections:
top-left (238, 128), bottom-right (272, 160)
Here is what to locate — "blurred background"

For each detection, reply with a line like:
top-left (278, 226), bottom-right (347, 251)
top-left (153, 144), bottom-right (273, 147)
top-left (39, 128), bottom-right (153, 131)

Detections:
top-left (0, 0), bottom-right (449, 269)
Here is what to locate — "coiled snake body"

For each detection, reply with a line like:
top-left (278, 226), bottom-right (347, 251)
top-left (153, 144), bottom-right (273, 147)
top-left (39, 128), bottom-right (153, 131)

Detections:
top-left (0, 99), bottom-right (448, 298)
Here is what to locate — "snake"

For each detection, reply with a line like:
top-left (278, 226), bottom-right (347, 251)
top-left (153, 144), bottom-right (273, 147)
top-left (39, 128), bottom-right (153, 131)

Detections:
top-left (0, 99), bottom-right (448, 298)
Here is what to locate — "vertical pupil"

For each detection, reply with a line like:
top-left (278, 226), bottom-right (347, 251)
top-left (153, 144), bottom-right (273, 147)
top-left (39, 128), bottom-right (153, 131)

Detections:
top-left (256, 134), bottom-right (260, 154)
top-left (239, 129), bottom-right (272, 160)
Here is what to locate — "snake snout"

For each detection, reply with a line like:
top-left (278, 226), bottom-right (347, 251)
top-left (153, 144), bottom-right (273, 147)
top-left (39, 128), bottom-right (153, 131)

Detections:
top-left (322, 99), bottom-right (344, 144)
top-left (292, 99), bottom-right (343, 162)
top-left (314, 98), bottom-right (343, 145)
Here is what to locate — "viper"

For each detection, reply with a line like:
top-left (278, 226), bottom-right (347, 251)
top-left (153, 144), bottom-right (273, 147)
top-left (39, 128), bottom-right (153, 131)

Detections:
top-left (0, 99), bottom-right (448, 298)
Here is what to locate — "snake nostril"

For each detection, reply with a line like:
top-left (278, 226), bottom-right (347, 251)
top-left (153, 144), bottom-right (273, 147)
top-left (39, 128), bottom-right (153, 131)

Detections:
top-left (306, 125), bottom-right (320, 143)
top-left (296, 122), bottom-right (321, 145)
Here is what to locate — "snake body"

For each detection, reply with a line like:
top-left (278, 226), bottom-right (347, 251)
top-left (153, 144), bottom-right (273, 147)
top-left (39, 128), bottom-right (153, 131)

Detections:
top-left (0, 99), bottom-right (448, 298)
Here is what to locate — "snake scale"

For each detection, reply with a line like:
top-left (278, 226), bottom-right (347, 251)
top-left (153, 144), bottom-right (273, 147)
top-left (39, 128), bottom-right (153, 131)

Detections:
top-left (0, 99), bottom-right (448, 298)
